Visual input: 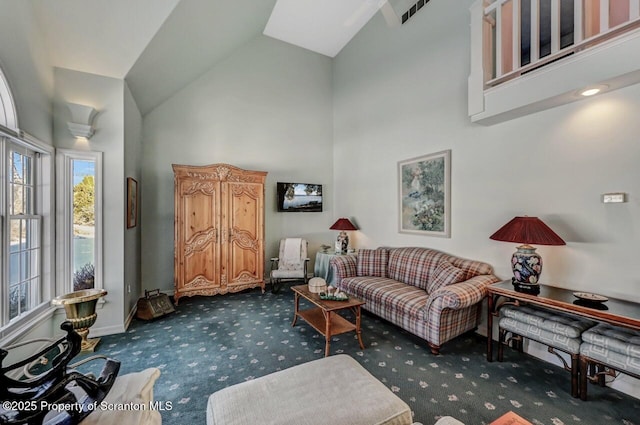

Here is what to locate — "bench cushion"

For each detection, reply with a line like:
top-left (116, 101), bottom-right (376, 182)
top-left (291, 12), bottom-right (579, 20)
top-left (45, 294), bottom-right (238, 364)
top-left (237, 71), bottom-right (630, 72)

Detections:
top-left (580, 323), bottom-right (640, 373)
top-left (581, 323), bottom-right (640, 358)
top-left (499, 316), bottom-right (583, 354)
top-left (206, 354), bottom-right (412, 425)
top-left (501, 305), bottom-right (596, 338)
top-left (499, 305), bottom-right (596, 354)
top-left (580, 342), bottom-right (640, 376)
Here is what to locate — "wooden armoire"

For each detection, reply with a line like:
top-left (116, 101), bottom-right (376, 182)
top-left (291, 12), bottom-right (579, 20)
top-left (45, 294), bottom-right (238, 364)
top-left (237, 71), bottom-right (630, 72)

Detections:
top-left (172, 163), bottom-right (267, 304)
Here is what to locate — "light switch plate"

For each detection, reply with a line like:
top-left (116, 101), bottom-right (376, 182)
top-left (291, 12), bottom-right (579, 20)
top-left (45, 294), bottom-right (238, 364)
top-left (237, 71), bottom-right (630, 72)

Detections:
top-left (602, 192), bottom-right (626, 203)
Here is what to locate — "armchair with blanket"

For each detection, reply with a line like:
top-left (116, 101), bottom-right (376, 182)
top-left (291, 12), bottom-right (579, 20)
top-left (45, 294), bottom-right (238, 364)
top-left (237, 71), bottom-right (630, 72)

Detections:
top-left (269, 238), bottom-right (310, 293)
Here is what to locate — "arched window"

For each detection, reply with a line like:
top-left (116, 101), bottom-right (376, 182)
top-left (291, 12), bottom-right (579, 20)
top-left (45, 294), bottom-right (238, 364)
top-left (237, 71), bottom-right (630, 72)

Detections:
top-left (0, 67), bottom-right (18, 130)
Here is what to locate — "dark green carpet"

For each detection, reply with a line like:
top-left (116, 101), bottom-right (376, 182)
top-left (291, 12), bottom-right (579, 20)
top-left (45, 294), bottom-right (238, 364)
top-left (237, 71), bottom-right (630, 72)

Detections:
top-left (80, 288), bottom-right (639, 425)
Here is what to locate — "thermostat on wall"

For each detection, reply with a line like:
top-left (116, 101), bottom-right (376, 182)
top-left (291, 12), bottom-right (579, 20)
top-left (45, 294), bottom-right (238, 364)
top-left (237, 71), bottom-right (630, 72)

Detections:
top-left (602, 192), bottom-right (626, 203)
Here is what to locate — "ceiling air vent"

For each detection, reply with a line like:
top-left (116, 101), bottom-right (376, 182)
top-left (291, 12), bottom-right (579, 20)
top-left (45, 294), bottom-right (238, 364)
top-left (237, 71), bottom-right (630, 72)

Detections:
top-left (400, 0), bottom-right (430, 24)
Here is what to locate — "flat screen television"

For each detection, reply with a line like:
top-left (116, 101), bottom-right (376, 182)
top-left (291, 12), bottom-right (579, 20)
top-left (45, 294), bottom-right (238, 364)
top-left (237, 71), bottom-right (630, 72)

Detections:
top-left (276, 182), bottom-right (323, 212)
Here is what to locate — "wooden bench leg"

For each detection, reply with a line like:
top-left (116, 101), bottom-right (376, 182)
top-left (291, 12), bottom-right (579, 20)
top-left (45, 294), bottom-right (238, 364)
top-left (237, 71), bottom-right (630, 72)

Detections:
top-left (497, 328), bottom-right (507, 362)
top-left (579, 356), bottom-right (589, 401)
top-left (596, 363), bottom-right (606, 386)
top-left (570, 354), bottom-right (579, 398)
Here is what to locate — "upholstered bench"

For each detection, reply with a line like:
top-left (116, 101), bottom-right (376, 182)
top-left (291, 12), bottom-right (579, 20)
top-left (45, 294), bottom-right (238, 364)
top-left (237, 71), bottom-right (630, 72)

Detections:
top-left (206, 354), bottom-right (413, 425)
top-left (498, 305), bottom-right (596, 397)
top-left (579, 323), bottom-right (640, 401)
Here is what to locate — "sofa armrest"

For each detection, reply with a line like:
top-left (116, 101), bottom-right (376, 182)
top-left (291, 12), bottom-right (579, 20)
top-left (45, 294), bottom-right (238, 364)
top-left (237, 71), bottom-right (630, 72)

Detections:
top-left (426, 274), bottom-right (499, 311)
top-left (329, 255), bottom-right (357, 286)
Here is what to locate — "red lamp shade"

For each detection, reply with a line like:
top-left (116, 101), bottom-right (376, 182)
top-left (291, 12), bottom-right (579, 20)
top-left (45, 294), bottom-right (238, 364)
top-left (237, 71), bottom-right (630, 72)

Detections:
top-left (329, 218), bottom-right (358, 231)
top-left (490, 216), bottom-right (565, 246)
top-left (490, 216), bottom-right (565, 291)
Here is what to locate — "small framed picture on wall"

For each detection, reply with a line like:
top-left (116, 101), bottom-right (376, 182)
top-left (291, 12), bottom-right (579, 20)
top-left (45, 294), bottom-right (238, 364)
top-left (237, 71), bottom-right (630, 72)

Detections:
top-left (126, 177), bottom-right (138, 228)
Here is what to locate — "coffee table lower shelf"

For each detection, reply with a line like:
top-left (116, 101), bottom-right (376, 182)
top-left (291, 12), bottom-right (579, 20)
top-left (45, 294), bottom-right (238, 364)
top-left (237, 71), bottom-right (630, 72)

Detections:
top-left (296, 307), bottom-right (357, 336)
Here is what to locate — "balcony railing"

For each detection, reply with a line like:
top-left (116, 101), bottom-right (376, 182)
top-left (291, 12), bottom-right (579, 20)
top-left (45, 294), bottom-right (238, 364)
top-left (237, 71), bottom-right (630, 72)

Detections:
top-left (483, 0), bottom-right (640, 87)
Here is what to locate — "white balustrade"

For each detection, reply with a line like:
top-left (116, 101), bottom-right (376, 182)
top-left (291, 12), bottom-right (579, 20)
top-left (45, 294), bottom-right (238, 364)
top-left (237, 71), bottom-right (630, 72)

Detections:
top-left (482, 0), bottom-right (640, 87)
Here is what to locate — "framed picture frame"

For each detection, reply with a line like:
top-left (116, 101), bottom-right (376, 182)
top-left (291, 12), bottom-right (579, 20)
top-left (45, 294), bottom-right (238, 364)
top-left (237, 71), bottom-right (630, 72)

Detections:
top-left (398, 150), bottom-right (451, 237)
top-left (126, 177), bottom-right (138, 229)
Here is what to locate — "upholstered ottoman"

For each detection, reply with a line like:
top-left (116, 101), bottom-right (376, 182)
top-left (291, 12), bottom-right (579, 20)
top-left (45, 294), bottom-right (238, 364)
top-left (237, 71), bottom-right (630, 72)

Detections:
top-left (579, 323), bottom-right (640, 400)
top-left (206, 354), bottom-right (413, 425)
top-left (498, 305), bottom-right (596, 397)
top-left (80, 368), bottom-right (161, 425)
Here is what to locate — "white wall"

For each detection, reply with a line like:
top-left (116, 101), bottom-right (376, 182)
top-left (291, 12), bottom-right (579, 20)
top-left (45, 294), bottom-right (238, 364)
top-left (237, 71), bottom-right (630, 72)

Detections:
top-left (333, 0), bottom-right (640, 396)
top-left (333, 0), bottom-right (639, 301)
top-left (141, 35), bottom-right (334, 293)
top-left (53, 68), bottom-right (127, 335)
top-left (124, 83), bottom-right (143, 318)
top-left (0, 1), bottom-right (55, 345)
top-left (0, 0), bottom-right (52, 141)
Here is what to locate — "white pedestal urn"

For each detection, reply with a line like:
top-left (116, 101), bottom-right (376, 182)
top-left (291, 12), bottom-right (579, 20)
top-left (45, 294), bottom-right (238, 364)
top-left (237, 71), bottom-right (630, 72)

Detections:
top-left (52, 289), bottom-right (107, 352)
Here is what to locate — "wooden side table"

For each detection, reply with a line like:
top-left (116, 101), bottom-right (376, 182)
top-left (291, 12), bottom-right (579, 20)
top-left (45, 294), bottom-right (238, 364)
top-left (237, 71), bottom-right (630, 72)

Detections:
top-left (486, 280), bottom-right (640, 362)
top-left (313, 252), bottom-right (354, 286)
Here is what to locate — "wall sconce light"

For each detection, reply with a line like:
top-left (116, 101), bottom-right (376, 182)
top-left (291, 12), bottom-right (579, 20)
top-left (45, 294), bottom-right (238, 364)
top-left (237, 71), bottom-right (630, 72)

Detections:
top-left (67, 103), bottom-right (97, 140)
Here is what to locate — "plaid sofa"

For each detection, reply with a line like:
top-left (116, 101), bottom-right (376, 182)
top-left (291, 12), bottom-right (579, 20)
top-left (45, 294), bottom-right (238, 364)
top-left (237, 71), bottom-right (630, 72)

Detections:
top-left (331, 247), bottom-right (499, 354)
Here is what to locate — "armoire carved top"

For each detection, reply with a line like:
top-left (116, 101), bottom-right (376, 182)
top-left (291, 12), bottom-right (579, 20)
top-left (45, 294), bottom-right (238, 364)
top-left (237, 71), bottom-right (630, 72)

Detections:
top-left (172, 163), bottom-right (267, 184)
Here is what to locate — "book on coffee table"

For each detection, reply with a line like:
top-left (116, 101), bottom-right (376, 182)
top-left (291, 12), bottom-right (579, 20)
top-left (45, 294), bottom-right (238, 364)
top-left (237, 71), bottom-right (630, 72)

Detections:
top-left (490, 411), bottom-right (532, 425)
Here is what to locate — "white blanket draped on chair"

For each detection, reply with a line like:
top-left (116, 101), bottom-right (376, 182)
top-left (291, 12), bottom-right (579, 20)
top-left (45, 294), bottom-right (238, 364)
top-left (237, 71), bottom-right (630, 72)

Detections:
top-left (280, 238), bottom-right (303, 270)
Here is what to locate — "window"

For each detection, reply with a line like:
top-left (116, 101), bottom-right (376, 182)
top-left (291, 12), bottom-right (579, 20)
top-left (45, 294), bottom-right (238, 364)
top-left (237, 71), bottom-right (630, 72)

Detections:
top-left (8, 148), bottom-right (40, 319)
top-left (72, 159), bottom-right (96, 290)
top-left (0, 66), bottom-right (54, 339)
top-left (0, 134), bottom-right (54, 334)
top-left (56, 150), bottom-right (102, 294)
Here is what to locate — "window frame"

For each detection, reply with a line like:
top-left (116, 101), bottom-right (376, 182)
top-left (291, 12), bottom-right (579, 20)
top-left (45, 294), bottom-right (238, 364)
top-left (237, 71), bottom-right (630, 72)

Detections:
top-left (0, 129), bottom-right (54, 341)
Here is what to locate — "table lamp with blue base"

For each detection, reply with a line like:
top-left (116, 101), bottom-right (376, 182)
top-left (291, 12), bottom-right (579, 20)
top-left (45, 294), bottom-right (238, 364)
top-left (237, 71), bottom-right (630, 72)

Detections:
top-left (330, 218), bottom-right (358, 255)
top-left (490, 216), bottom-right (565, 294)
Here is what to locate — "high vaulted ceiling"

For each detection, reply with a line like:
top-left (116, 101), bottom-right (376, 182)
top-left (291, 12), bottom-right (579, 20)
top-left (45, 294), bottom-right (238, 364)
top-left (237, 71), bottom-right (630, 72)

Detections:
top-left (28, 0), bottom-right (412, 115)
top-left (31, 0), bottom-right (181, 79)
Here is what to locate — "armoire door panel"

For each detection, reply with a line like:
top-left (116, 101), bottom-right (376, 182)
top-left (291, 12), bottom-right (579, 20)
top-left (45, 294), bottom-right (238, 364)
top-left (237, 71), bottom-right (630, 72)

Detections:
top-left (177, 179), bottom-right (220, 293)
top-left (226, 181), bottom-right (264, 287)
top-left (228, 233), bottom-right (259, 284)
top-left (183, 241), bottom-right (216, 284)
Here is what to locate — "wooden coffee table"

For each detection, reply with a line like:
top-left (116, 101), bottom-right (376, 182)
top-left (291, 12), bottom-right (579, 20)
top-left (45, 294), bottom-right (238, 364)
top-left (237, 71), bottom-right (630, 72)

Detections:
top-left (291, 285), bottom-right (365, 357)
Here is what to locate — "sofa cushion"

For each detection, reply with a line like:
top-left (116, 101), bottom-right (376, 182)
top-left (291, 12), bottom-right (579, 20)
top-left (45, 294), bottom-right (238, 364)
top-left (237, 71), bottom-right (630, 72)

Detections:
top-left (338, 276), bottom-right (429, 320)
top-left (387, 247), bottom-right (447, 291)
top-left (426, 261), bottom-right (466, 293)
top-left (357, 248), bottom-right (389, 278)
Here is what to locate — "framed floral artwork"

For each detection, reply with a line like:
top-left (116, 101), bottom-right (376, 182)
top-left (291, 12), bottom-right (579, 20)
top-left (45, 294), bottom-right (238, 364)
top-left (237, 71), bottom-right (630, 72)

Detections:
top-left (398, 150), bottom-right (451, 237)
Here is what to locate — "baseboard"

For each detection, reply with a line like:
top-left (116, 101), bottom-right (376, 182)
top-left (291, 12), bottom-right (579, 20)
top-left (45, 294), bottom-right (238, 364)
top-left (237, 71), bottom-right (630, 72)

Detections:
top-left (91, 323), bottom-right (127, 338)
top-left (609, 374), bottom-right (640, 399)
top-left (124, 303), bottom-right (137, 330)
